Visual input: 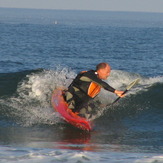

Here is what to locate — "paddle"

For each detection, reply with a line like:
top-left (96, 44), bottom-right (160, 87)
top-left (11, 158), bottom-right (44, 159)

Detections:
top-left (107, 78), bottom-right (140, 107)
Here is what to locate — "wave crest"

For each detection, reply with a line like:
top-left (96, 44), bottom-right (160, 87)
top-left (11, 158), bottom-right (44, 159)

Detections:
top-left (0, 68), bottom-right (162, 127)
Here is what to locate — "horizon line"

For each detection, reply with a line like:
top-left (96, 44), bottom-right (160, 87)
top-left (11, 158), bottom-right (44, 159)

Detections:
top-left (0, 7), bottom-right (163, 15)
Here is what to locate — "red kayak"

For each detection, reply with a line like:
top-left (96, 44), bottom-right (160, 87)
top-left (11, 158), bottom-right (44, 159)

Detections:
top-left (51, 89), bottom-right (92, 131)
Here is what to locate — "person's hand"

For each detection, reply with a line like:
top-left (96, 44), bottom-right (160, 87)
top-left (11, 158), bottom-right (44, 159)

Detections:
top-left (114, 90), bottom-right (125, 98)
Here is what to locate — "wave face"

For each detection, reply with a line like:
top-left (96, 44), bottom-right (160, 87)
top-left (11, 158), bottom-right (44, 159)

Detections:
top-left (0, 68), bottom-right (162, 132)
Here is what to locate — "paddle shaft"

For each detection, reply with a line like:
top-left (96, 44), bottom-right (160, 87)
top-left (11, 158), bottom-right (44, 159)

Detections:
top-left (106, 78), bottom-right (140, 107)
top-left (112, 89), bottom-right (128, 104)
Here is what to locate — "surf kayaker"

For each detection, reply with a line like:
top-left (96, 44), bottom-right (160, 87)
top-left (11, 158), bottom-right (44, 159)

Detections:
top-left (64, 62), bottom-right (124, 118)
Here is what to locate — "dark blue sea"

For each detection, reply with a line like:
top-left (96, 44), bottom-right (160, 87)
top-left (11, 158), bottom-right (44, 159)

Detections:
top-left (0, 8), bottom-right (163, 163)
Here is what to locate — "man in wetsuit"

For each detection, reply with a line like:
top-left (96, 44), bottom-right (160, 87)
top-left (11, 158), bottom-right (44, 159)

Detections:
top-left (65, 63), bottom-right (124, 118)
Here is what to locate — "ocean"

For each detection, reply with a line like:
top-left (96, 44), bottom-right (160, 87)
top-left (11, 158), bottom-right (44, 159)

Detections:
top-left (0, 8), bottom-right (163, 163)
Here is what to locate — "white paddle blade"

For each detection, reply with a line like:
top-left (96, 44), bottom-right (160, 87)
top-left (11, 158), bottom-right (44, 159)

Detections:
top-left (126, 78), bottom-right (140, 90)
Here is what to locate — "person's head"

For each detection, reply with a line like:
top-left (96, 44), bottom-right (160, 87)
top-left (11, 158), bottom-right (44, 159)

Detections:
top-left (96, 62), bottom-right (111, 80)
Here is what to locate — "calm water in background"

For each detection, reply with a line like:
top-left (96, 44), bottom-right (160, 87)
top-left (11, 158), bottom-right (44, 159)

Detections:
top-left (0, 8), bottom-right (163, 162)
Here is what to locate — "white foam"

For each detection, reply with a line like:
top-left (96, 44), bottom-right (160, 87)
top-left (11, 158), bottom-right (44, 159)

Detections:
top-left (1, 145), bottom-right (163, 163)
top-left (135, 155), bottom-right (163, 163)
top-left (104, 70), bottom-right (163, 97)
top-left (2, 68), bottom-right (76, 127)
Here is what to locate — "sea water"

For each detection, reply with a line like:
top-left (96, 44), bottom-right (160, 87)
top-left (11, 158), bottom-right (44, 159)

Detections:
top-left (0, 8), bottom-right (163, 162)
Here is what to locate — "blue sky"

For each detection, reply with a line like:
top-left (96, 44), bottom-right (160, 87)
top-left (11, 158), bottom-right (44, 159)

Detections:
top-left (0, 0), bottom-right (163, 13)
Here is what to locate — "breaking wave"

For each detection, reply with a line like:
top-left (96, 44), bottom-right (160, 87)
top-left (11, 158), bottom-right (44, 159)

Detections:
top-left (0, 67), bottom-right (162, 129)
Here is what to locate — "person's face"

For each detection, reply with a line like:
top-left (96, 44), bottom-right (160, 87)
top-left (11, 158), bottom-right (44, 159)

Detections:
top-left (97, 65), bottom-right (111, 80)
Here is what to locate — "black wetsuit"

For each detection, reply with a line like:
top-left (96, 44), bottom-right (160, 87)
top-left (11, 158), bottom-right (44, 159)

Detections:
top-left (66, 70), bottom-right (115, 113)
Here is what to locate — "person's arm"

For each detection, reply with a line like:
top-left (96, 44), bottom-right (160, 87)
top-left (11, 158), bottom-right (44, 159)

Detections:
top-left (85, 71), bottom-right (125, 97)
top-left (85, 72), bottom-right (115, 92)
top-left (102, 82), bottom-right (125, 97)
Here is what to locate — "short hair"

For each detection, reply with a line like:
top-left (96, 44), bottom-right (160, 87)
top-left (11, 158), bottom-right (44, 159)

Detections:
top-left (96, 62), bottom-right (108, 71)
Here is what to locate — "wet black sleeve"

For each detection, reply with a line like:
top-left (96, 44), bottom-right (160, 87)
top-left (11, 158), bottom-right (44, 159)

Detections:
top-left (84, 71), bottom-right (115, 93)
